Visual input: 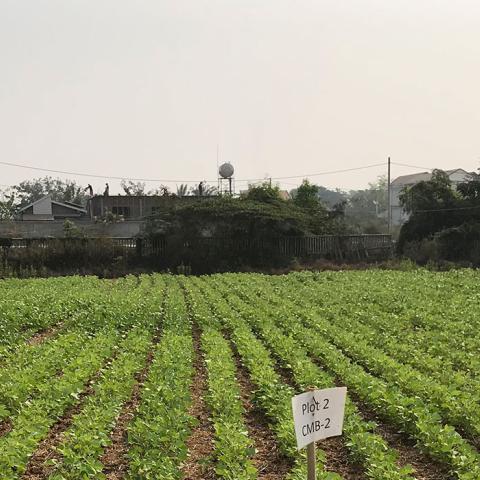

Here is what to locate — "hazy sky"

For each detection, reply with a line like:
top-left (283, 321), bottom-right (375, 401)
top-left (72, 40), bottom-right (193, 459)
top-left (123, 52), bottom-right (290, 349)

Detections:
top-left (1, 0), bottom-right (480, 194)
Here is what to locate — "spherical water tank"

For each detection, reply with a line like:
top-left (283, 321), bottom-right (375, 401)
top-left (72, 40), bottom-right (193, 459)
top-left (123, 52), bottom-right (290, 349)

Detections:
top-left (219, 162), bottom-right (234, 179)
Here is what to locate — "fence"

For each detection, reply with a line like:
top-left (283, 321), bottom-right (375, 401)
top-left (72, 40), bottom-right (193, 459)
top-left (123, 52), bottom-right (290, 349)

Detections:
top-left (278, 234), bottom-right (392, 259)
top-left (0, 235), bottom-right (392, 259)
top-left (0, 235), bottom-right (393, 274)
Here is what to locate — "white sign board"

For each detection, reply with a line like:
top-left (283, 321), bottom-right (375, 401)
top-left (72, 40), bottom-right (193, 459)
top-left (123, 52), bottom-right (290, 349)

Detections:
top-left (291, 387), bottom-right (347, 450)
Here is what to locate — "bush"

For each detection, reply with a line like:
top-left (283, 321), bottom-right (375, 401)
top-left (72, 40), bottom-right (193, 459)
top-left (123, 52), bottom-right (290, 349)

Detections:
top-left (402, 239), bottom-right (439, 265)
top-left (3, 238), bottom-right (130, 274)
top-left (435, 222), bottom-right (480, 263)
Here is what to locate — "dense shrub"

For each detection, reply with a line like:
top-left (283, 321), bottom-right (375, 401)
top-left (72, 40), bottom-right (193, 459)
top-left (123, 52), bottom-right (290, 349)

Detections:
top-left (435, 222), bottom-right (480, 263)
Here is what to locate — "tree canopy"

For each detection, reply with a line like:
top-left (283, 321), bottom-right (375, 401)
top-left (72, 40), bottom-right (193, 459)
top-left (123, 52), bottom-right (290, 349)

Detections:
top-left (399, 170), bottom-right (457, 214)
top-left (243, 182), bottom-right (282, 203)
top-left (398, 169), bottom-right (480, 252)
top-left (121, 180), bottom-right (146, 196)
top-left (0, 177), bottom-right (90, 218)
top-left (12, 176), bottom-right (89, 208)
top-left (292, 180), bottom-right (321, 210)
top-left (0, 191), bottom-right (15, 221)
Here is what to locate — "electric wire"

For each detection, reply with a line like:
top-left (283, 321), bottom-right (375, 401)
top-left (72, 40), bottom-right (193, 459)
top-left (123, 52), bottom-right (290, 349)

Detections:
top-left (390, 162), bottom-right (475, 173)
top-left (0, 160), bottom-right (386, 185)
top-left (413, 204), bottom-right (480, 213)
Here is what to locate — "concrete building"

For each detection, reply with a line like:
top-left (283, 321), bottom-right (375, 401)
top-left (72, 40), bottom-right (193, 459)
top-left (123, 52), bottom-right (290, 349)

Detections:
top-left (0, 195), bottom-right (208, 238)
top-left (88, 195), bottom-right (170, 219)
top-left (87, 195), bottom-right (214, 219)
top-left (390, 168), bottom-right (474, 226)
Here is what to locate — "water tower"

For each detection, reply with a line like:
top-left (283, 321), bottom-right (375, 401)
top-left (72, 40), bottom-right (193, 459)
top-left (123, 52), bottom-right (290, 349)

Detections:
top-left (218, 162), bottom-right (235, 195)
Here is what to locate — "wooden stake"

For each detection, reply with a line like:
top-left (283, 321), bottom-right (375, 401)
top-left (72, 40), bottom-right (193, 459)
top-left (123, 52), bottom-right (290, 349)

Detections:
top-left (307, 441), bottom-right (316, 480)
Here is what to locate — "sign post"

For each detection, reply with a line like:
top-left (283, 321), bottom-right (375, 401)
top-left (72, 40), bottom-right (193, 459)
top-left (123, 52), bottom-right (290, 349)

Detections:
top-left (291, 387), bottom-right (347, 479)
top-left (307, 442), bottom-right (316, 480)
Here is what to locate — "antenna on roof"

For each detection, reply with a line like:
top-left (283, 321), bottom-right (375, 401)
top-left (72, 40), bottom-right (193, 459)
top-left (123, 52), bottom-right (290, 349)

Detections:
top-left (217, 144), bottom-right (220, 192)
top-left (387, 156), bottom-right (391, 234)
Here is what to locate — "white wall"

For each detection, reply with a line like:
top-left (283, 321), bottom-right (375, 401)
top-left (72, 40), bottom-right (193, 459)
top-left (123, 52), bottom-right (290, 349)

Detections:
top-left (0, 220), bottom-right (142, 238)
top-left (32, 196), bottom-right (53, 216)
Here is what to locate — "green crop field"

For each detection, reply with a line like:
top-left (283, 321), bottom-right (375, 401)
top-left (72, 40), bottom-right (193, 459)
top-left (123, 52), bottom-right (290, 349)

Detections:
top-left (1, 270), bottom-right (479, 479)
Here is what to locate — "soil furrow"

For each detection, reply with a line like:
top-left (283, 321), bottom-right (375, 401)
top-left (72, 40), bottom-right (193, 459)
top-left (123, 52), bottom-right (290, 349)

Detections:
top-left (0, 418), bottom-right (12, 437)
top-left (232, 349), bottom-right (293, 480)
top-left (244, 333), bottom-right (365, 479)
top-left (346, 389), bottom-right (452, 480)
top-left (99, 287), bottom-right (167, 480)
top-left (100, 351), bottom-right (152, 479)
top-left (27, 323), bottom-right (63, 346)
top-left (101, 330), bottom-right (164, 480)
top-left (180, 323), bottom-right (215, 480)
top-left (21, 353), bottom-right (119, 480)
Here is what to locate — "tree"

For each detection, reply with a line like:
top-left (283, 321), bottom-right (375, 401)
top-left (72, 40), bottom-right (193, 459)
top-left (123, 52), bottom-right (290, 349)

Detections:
top-left (121, 180), bottom-right (146, 196)
top-left (12, 177), bottom-right (89, 208)
top-left (292, 180), bottom-right (321, 210)
top-left (190, 183), bottom-right (217, 196)
top-left (63, 219), bottom-right (84, 238)
top-left (290, 180), bottom-right (343, 234)
top-left (317, 186), bottom-right (347, 207)
top-left (176, 184), bottom-right (189, 197)
top-left (0, 190), bottom-right (16, 220)
top-left (399, 170), bottom-right (456, 214)
top-left (347, 176), bottom-right (388, 216)
top-left (148, 185), bottom-right (172, 196)
top-left (244, 182), bottom-right (282, 203)
top-left (343, 175), bottom-right (388, 234)
top-left (290, 184), bottom-right (347, 208)
top-left (456, 177), bottom-right (480, 201)
top-left (397, 170), bottom-right (462, 251)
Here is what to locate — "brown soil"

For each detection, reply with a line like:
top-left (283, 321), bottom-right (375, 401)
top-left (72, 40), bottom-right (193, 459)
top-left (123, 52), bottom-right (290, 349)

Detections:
top-left (21, 357), bottom-right (114, 479)
top-left (0, 418), bottom-right (12, 437)
top-left (320, 436), bottom-right (365, 480)
top-left (233, 350), bottom-right (293, 479)
top-left (348, 391), bottom-right (452, 480)
top-left (180, 323), bottom-right (215, 480)
top-left (27, 323), bottom-right (63, 346)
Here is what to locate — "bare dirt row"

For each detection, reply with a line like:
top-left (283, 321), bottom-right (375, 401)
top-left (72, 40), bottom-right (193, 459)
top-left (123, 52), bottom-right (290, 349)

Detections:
top-left (180, 323), bottom-right (216, 480)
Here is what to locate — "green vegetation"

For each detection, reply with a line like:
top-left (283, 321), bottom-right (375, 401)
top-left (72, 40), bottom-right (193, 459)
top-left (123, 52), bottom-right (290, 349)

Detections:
top-left (0, 271), bottom-right (479, 479)
top-left (398, 169), bottom-right (480, 264)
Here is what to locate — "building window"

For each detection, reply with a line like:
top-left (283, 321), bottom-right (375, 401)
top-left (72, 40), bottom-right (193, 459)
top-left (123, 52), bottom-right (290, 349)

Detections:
top-left (112, 206), bottom-right (130, 217)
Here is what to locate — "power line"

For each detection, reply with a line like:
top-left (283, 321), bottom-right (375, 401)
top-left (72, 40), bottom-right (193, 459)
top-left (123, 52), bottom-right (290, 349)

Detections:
top-left (0, 160), bottom-right (386, 184)
top-left (414, 204), bottom-right (480, 213)
top-left (391, 162), bottom-right (433, 170)
top-left (255, 163), bottom-right (386, 181)
top-left (0, 161), bottom-right (202, 184)
top-left (390, 161), bottom-right (476, 173)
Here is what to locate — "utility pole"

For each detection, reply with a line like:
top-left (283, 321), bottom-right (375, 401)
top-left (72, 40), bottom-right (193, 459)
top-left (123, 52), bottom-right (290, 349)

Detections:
top-left (387, 156), bottom-right (391, 234)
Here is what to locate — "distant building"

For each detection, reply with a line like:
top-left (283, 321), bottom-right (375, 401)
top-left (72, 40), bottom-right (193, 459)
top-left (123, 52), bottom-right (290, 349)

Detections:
top-left (18, 196), bottom-right (87, 221)
top-left (278, 190), bottom-right (291, 201)
top-left (390, 168), bottom-right (474, 226)
top-left (87, 195), bottom-right (202, 219)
